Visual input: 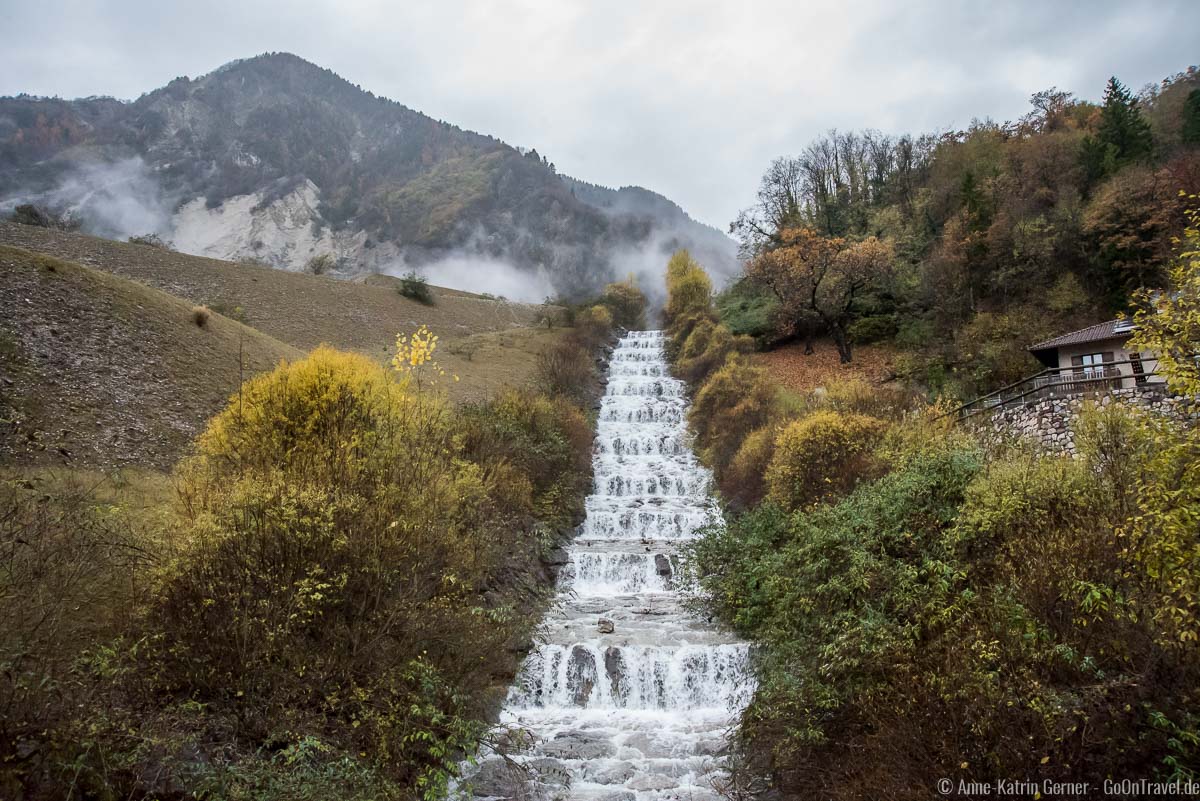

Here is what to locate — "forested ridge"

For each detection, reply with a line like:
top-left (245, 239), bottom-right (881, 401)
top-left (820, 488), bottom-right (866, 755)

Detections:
top-left (662, 59), bottom-right (1200, 798)
top-left (724, 68), bottom-right (1200, 399)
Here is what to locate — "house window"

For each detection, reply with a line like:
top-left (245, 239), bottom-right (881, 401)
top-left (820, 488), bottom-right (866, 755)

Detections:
top-left (1071, 352), bottom-right (1114, 380)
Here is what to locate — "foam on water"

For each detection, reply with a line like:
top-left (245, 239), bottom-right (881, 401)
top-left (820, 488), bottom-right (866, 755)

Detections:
top-left (457, 331), bottom-right (753, 801)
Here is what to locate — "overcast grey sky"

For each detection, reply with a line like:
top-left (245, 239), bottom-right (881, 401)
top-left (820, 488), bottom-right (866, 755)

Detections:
top-left (1, 0), bottom-right (1197, 230)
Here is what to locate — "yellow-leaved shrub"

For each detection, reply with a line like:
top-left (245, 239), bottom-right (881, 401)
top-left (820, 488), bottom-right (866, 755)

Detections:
top-left (689, 356), bottom-right (775, 475)
top-left (765, 410), bottom-right (888, 510)
top-left (720, 424), bottom-right (778, 509)
top-left (156, 346), bottom-right (549, 795)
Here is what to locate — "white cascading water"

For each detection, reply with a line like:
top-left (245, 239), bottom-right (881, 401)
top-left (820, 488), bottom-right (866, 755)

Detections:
top-left (458, 330), bottom-right (753, 801)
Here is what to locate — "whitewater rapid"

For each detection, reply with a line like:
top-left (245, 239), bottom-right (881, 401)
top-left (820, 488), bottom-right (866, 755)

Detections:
top-left (459, 330), bottom-right (753, 801)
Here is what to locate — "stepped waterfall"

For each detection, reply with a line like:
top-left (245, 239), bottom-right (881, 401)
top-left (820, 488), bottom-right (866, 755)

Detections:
top-left (459, 330), bottom-right (753, 801)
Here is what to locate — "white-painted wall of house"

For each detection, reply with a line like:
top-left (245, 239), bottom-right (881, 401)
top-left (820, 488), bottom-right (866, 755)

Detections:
top-left (1051, 335), bottom-right (1164, 388)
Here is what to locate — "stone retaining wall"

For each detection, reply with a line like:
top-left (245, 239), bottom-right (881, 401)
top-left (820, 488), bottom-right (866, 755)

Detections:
top-left (973, 387), bottom-right (1193, 455)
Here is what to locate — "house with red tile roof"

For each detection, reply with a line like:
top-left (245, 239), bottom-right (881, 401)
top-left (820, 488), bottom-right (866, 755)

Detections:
top-left (1028, 318), bottom-right (1163, 391)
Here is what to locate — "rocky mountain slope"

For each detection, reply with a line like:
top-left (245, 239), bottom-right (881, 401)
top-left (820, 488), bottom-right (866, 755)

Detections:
top-left (0, 52), bottom-right (737, 296)
top-left (0, 244), bottom-right (302, 468)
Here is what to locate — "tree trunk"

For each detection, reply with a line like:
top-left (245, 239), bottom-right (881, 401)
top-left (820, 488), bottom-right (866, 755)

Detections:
top-left (830, 325), bottom-right (853, 364)
top-left (793, 318), bottom-right (816, 356)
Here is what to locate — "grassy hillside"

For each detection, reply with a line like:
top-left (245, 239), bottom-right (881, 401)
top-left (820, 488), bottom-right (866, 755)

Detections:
top-left (0, 224), bottom-right (575, 469)
top-left (0, 222), bottom-right (566, 404)
top-left (0, 245), bottom-right (302, 469)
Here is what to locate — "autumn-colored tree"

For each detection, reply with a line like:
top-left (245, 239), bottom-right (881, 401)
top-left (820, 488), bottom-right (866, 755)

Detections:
top-left (1083, 158), bottom-right (1198, 296)
top-left (1128, 200), bottom-right (1200, 645)
top-left (1130, 199), bottom-right (1200, 394)
top-left (746, 228), bottom-right (894, 363)
top-left (600, 277), bottom-right (648, 330)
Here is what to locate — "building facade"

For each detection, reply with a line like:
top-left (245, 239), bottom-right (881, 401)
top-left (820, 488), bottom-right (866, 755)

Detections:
top-left (1028, 319), bottom-right (1163, 392)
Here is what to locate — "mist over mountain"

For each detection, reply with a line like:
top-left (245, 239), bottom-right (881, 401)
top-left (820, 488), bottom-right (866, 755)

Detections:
top-left (0, 52), bottom-right (737, 298)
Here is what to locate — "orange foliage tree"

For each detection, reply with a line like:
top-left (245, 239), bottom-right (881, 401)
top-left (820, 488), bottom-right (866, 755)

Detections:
top-left (746, 227), bottom-right (894, 363)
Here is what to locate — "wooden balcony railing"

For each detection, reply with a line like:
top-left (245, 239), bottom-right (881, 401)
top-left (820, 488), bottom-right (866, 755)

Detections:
top-left (950, 359), bottom-right (1162, 421)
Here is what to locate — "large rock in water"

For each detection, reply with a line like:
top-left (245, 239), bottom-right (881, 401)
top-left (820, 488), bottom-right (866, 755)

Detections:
top-left (566, 645), bottom-right (598, 705)
top-left (604, 646), bottom-right (626, 703)
top-left (465, 759), bottom-right (525, 798)
top-left (540, 730), bottom-right (616, 760)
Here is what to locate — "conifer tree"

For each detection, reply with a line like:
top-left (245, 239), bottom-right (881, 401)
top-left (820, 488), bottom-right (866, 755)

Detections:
top-left (1183, 88), bottom-right (1200, 145)
top-left (1080, 76), bottom-right (1154, 186)
top-left (1097, 76), bottom-right (1153, 162)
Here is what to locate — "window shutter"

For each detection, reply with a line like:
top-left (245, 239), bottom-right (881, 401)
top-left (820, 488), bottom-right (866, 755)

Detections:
top-left (1070, 355), bottom-right (1083, 366)
top-left (1102, 351), bottom-right (1114, 362)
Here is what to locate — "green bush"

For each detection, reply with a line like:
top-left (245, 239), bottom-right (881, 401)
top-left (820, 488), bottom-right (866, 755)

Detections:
top-left (719, 425), bottom-right (778, 509)
top-left (846, 314), bottom-right (897, 344)
top-left (716, 278), bottom-right (780, 341)
top-left (398, 271), bottom-right (435, 305)
top-left (456, 388), bottom-right (592, 535)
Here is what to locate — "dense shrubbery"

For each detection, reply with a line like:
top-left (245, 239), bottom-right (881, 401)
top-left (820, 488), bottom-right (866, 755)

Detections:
top-left (668, 234), bottom-right (1200, 799)
top-left (535, 300), bottom-right (621, 405)
top-left (688, 357), bottom-right (774, 478)
top-left (456, 389), bottom-right (592, 534)
top-left (714, 277), bottom-right (779, 343)
top-left (0, 313), bottom-right (614, 798)
top-left (0, 471), bottom-right (167, 801)
top-left (598, 278), bottom-right (648, 330)
top-left (690, 409), bottom-right (1200, 798)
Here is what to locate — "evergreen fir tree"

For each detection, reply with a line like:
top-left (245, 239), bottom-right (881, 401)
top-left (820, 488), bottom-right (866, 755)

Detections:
top-left (1097, 76), bottom-right (1153, 163)
top-left (1183, 88), bottom-right (1200, 145)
